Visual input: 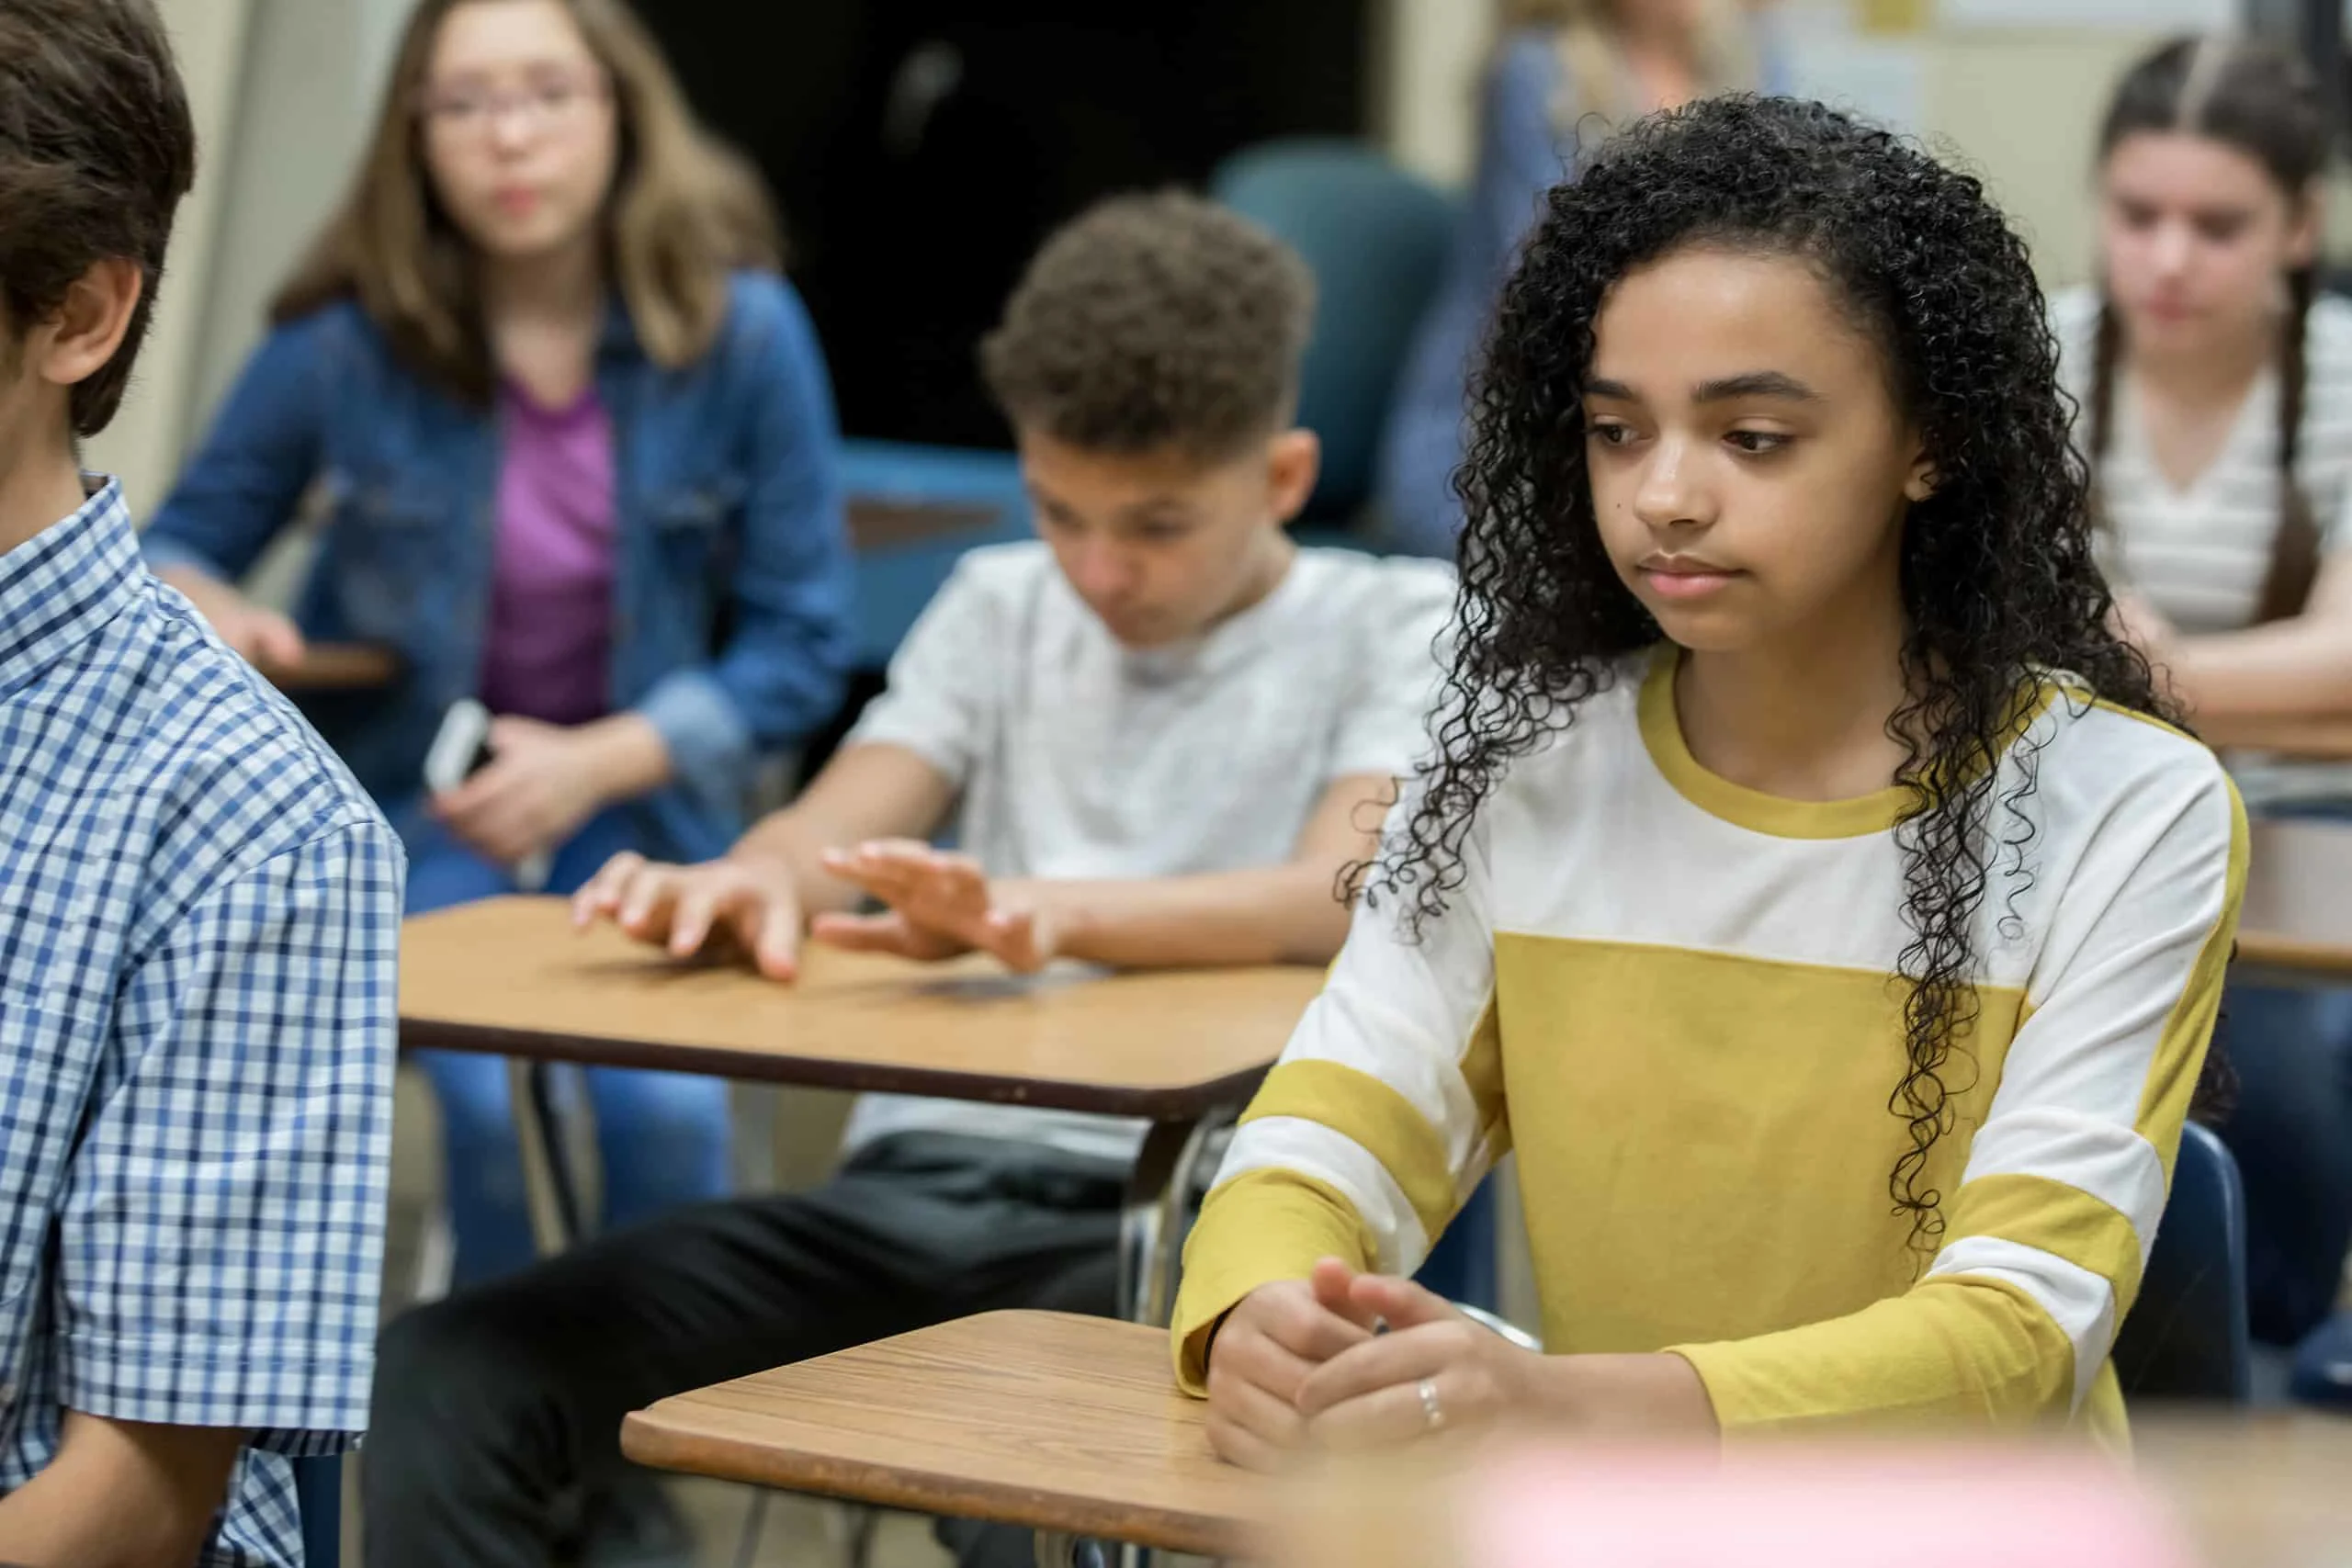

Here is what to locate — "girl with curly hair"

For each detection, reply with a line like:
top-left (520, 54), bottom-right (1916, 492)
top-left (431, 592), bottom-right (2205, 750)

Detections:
top-left (1172, 94), bottom-right (2245, 1454)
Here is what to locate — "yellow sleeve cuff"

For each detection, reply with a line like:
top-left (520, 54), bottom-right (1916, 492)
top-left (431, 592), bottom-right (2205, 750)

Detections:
top-left (1169, 1168), bottom-right (1379, 1393)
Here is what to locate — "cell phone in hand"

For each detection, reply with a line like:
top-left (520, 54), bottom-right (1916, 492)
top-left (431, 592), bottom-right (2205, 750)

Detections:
top-left (424, 698), bottom-right (552, 892)
top-left (423, 698), bottom-right (493, 795)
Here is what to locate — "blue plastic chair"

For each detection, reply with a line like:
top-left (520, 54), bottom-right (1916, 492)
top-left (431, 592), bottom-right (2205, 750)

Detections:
top-left (1417, 1171), bottom-right (1501, 1314)
top-left (293, 1454), bottom-right (341, 1566)
top-left (2111, 1122), bottom-right (2254, 1403)
top-left (1210, 139), bottom-right (1458, 525)
top-left (838, 439), bottom-right (1031, 669)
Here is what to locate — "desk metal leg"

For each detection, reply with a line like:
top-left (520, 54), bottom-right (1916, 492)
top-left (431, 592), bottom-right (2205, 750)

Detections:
top-left (506, 1057), bottom-right (583, 1255)
top-left (1117, 1119), bottom-right (1188, 1325)
top-left (1117, 1111), bottom-right (1232, 1325)
top-left (1034, 1532), bottom-right (1080, 1568)
top-left (1114, 1111), bottom-right (1235, 1568)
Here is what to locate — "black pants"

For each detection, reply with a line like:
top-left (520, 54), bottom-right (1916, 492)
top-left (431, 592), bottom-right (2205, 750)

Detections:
top-left (363, 1134), bottom-right (1124, 1567)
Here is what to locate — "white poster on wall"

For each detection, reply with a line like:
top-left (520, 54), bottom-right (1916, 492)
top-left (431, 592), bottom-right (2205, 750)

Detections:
top-left (1939, 0), bottom-right (2231, 27)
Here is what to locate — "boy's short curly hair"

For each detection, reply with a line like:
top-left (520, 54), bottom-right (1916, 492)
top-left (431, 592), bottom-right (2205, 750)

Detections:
top-left (980, 191), bottom-right (1315, 458)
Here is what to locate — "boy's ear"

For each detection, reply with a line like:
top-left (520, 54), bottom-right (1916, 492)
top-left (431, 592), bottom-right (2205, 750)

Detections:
top-left (1267, 427), bottom-right (1321, 525)
top-left (32, 257), bottom-right (142, 393)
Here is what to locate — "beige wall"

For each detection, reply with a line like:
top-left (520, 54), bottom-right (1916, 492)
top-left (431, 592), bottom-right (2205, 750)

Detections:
top-left (83, 0), bottom-right (252, 509)
top-left (1924, 26), bottom-right (2164, 288)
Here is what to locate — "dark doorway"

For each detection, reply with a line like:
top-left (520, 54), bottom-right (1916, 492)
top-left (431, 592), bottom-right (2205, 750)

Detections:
top-left (639, 1), bottom-right (1374, 449)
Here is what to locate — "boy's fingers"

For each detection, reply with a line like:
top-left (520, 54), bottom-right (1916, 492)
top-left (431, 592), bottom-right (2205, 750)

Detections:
top-left (809, 910), bottom-right (921, 956)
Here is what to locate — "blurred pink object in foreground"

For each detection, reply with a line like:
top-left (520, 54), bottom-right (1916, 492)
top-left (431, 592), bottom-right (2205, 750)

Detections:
top-left (1470, 1443), bottom-right (2195, 1568)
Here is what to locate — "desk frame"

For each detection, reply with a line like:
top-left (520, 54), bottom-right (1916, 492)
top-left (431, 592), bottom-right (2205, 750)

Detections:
top-left (404, 971), bottom-right (1278, 1326)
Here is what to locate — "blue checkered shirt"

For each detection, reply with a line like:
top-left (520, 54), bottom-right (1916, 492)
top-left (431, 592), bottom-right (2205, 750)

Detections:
top-left (0, 482), bottom-right (401, 1565)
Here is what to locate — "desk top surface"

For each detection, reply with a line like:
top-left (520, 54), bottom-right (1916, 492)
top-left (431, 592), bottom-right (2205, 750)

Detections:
top-left (621, 1310), bottom-right (1261, 1556)
top-left (622, 1310), bottom-right (2352, 1563)
top-left (255, 641), bottom-right (400, 692)
top-left (399, 897), bottom-right (1319, 1118)
top-left (2237, 818), bottom-right (2352, 977)
top-left (2200, 711), bottom-right (2352, 761)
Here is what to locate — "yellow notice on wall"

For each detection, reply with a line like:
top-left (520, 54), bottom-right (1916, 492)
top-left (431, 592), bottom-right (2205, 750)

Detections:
top-left (1854, 0), bottom-right (1933, 34)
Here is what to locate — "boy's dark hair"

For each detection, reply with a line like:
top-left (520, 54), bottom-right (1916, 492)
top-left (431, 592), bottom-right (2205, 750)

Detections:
top-left (0, 0), bottom-right (196, 437)
top-left (1368, 95), bottom-right (2190, 1259)
top-left (979, 191), bottom-right (1315, 458)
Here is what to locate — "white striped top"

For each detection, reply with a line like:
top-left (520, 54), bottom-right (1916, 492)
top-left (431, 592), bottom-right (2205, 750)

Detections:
top-left (1172, 650), bottom-right (2245, 1438)
top-left (2052, 285), bottom-right (2352, 633)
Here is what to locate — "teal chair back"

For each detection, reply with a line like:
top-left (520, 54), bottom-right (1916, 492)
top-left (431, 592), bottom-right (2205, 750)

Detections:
top-left (2111, 1122), bottom-right (2252, 1403)
top-left (1211, 138), bottom-right (1457, 525)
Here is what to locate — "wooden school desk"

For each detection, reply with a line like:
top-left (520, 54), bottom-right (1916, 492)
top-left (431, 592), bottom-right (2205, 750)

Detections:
top-left (398, 897), bottom-right (1323, 1322)
top-left (623, 1311), bottom-right (2352, 1568)
top-left (2236, 818), bottom-right (2352, 984)
top-left (2200, 712), bottom-right (2352, 761)
top-left (254, 641), bottom-right (400, 692)
top-left (621, 1310), bottom-right (1261, 1567)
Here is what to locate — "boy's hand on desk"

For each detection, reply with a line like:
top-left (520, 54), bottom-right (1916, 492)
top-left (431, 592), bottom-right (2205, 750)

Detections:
top-left (1204, 1269), bottom-right (1378, 1472)
top-left (571, 851), bottom-right (805, 980)
top-left (813, 842), bottom-right (1061, 971)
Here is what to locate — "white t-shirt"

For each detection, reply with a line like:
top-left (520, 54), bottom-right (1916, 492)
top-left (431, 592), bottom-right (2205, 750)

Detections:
top-left (2052, 284), bottom-right (2352, 633)
top-left (838, 540), bottom-right (1457, 1163)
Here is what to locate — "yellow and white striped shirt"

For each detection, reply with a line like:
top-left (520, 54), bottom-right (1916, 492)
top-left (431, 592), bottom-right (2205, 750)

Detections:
top-left (1173, 649), bottom-right (2245, 1438)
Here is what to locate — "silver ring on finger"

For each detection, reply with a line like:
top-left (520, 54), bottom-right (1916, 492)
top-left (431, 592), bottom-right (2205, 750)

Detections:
top-left (1418, 1377), bottom-right (1445, 1433)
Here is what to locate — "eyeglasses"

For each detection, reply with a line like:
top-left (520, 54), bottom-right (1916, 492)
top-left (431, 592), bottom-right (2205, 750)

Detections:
top-left (418, 71), bottom-right (609, 141)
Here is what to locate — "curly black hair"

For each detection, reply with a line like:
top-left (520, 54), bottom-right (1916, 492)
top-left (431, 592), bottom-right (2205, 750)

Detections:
top-left (1370, 95), bottom-right (2183, 1256)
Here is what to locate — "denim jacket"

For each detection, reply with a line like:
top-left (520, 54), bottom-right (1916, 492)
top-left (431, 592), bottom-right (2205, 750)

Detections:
top-left (141, 270), bottom-right (853, 864)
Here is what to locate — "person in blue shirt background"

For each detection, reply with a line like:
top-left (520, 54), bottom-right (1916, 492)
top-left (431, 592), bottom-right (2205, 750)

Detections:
top-left (1376, 0), bottom-right (1783, 559)
top-left (143, 0), bottom-right (854, 1286)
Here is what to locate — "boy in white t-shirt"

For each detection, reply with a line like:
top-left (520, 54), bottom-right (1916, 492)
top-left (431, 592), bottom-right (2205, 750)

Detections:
top-left (364, 191), bottom-right (1454, 1566)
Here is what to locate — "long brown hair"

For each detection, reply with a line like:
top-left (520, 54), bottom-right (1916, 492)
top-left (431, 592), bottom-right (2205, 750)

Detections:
top-left (273, 0), bottom-right (779, 402)
top-left (2090, 36), bottom-right (2329, 623)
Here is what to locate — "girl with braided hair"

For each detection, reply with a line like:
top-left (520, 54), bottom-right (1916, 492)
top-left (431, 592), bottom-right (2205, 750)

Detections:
top-left (2064, 34), bottom-right (2352, 1407)
top-left (1174, 95), bottom-right (2244, 1454)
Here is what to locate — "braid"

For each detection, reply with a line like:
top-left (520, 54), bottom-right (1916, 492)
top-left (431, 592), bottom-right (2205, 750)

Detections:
top-left (2086, 294), bottom-right (2123, 550)
top-left (2255, 265), bottom-right (2323, 622)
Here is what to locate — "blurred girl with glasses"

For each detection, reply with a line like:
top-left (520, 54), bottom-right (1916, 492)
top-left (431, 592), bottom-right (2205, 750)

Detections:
top-left (142, 0), bottom-right (854, 1289)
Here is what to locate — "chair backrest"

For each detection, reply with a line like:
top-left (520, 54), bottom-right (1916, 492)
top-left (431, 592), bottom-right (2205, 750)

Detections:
top-left (293, 1454), bottom-right (341, 1567)
top-left (1416, 1168), bottom-right (1501, 1315)
top-left (2110, 1122), bottom-right (2253, 1403)
top-left (1211, 138), bottom-right (1457, 524)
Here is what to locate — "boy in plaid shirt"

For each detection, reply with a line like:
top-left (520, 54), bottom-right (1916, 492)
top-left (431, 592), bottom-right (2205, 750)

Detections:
top-left (0, 4), bottom-right (402, 1563)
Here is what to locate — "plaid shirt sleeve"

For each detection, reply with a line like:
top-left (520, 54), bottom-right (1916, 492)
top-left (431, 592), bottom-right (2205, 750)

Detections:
top-left (54, 809), bottom-right (401, 1451)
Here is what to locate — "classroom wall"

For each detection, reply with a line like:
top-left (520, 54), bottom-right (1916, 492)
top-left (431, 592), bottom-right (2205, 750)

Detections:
top-left (1374, 0), bottom-right (2174, 288)
top-left (81, 0), bottom-right (252, 511)
top-left (123, 0), bottom-right (2191, 506)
